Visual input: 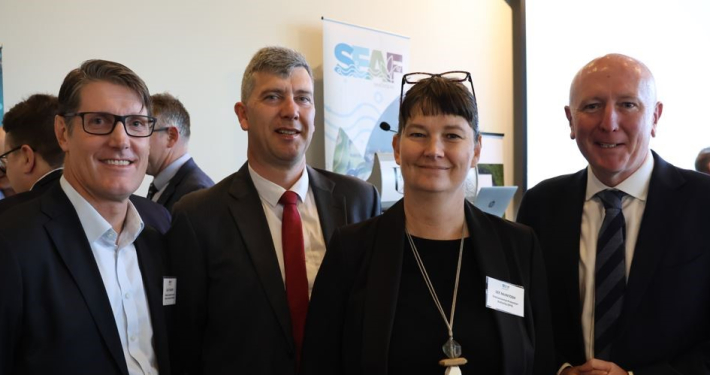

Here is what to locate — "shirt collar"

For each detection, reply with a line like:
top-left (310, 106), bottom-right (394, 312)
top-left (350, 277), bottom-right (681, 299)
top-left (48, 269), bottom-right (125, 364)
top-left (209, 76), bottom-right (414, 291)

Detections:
top-left (30, 167), bottom-right (63, 191)
top-left (585, 150), bottom-right (654, 202)
top-left (60, 175), bottom-right (144, 247)
top-left (247, 163), bottom-right (310, 207)
top-left (153, 153), bottom-right (191, 190)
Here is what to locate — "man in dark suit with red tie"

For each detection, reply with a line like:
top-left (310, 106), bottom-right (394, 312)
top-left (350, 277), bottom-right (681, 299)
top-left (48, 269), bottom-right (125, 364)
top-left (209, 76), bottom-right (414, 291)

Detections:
top-left (145, 93), bottom-right (214, 213)
top-left (0, 59), bottom-right (171, 375)
top-left (168, 46), bottom-right (381, 375)
top-left (517, 54), bottom-right (710, 375)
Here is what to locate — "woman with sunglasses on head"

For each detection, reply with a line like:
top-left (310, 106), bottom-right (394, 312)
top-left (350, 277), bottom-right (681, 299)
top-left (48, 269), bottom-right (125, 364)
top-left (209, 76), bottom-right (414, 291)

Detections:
top-left (301, 72), bottom-right (555, 375)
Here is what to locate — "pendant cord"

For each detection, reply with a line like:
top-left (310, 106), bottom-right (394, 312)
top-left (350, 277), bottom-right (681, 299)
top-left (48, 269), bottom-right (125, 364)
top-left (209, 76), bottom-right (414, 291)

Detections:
top-left (405, 221), bottom-right (465, 339)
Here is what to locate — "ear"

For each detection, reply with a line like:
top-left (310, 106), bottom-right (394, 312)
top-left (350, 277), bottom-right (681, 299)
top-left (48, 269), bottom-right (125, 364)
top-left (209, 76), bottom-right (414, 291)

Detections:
top-left (470, 134), bottom-right (482, 168)
top-left (166, 126), bottom-right (180, 148)
top-left (392, 134), bottom-right (401, 166)
top-left (651, 101), bottom-right (663, 138)
top-left (565, 105), bottom-right (575, 139)
top-left (55, 115), bottom-right (71, 152)
top-left (18, 145), bottom-right (36, 174)
top-left (235, 102), bottom-right (249, 131)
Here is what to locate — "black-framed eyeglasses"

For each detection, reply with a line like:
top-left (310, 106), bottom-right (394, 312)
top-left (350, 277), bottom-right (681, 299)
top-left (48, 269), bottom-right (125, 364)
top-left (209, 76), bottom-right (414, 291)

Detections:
top-left (61, 112), bottom-right (157, 138)
top-left (0, 146), bottom-right (22, 174)
top-left (400, 71), bottom-right (477, 107)
top-left (152, 127), bottom-right (170, 134)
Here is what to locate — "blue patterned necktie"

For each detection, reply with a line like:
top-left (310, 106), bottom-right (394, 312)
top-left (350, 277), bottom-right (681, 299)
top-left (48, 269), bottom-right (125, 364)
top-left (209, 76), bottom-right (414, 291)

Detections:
top-left (594, 189), bottom-right (627, 360)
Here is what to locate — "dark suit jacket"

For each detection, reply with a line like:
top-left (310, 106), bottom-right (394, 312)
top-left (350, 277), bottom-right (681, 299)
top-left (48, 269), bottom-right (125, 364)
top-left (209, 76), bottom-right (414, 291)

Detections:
top-left (301, 199), bottom-right (555, 375)
top-left (0, 169), bottom-right (171, 234)
top-left (0, 184), bottom-right (171, 375)
top-left (517, 151), bottom-right (710, 374)
top-left (155, 157), bottom-right (214, 213)
top-left (168, 163), bottom-right (381, 375)
top-left (0, 168), bottom-right (62, 214)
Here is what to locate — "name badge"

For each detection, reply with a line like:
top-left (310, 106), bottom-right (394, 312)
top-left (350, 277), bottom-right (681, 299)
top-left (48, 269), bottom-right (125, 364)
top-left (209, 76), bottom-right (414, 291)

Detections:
top-left (163, 277), bottom-right (177, 306)
top-left (485, 276), bottom-right (524, 317)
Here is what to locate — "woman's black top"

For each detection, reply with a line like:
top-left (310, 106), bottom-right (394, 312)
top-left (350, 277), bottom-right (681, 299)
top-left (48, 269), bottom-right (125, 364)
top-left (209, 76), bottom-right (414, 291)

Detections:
top-left (388, 236), bottom-right (502, 375)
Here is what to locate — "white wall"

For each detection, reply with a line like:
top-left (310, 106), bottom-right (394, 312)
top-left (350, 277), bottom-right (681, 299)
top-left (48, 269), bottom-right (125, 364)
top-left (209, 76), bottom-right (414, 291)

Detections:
top-left (0, 0), bottom-right (514, 195)
top-left (526, 0), bottom-right (710, 188)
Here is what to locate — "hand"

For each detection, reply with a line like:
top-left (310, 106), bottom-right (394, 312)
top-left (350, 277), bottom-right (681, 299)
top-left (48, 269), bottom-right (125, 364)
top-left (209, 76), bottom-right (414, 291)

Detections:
top-left (561, 358), bottom-right (628, 375)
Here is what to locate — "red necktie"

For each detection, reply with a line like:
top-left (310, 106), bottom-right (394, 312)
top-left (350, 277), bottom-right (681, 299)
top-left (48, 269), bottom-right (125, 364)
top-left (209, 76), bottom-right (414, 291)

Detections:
top-left (279, 191), bottom-right (309, 364)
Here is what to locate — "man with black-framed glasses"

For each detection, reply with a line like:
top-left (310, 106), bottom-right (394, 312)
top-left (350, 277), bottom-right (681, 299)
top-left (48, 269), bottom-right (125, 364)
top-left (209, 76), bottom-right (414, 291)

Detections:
top-left (0, 59), bottom-right (171, 375)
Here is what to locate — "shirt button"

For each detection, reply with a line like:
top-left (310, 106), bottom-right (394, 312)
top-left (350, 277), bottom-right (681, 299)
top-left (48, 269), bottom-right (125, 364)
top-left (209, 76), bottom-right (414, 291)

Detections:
top-left (130, 335), bottom-right (137, 342)
top-left (124, 293), bottom-right (131, 299)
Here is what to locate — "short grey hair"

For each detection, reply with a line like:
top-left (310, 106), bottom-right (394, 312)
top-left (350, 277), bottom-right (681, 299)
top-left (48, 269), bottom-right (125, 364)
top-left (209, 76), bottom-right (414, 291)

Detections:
top-left (240, 46), bottom-right (313, 102)
top-left (151, 92), bottom-right (191, 139)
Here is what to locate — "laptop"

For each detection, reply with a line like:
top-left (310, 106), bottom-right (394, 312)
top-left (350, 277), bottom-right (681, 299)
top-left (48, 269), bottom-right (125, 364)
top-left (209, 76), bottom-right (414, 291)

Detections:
top-left (472, 186), bottom-right (518, 217)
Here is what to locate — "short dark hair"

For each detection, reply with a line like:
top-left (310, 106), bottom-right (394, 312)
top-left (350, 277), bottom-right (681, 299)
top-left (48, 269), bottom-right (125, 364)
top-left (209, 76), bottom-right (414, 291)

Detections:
top-left (151, 93), bottom-right (191, 139)
top-left (398, 76), bottom-right (479, 137)
top-left (2, 94), bottom-right (64, 168)
top-left (241, 46), bottom-right (313, 102)
top-left (58, 59), bottom-right (151, 131)
top-left (696, 147), bottom-right (710, 173)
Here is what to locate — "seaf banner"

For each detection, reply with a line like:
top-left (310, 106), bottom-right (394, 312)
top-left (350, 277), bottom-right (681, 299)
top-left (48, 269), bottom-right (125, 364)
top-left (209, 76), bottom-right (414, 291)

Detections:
top-left (322, 18), bottom-right (409, 180)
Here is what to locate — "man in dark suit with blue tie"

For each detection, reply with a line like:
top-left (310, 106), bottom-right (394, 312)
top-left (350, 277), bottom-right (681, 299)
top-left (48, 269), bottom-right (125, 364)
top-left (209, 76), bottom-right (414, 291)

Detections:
top-left (517, 54), bottom-right (710, 375)
top-left (0, 59), bottom-right (171, 375)
top-left (146, 93), bottom-right (214, 212)
top-left (168, 46), bottom-right (381, 375)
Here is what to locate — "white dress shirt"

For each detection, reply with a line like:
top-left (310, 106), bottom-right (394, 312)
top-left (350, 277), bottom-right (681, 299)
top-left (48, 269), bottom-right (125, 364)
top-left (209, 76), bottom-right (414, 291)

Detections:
top-left (579, 151), bottom-right (654, 361)
top-left (60, 176), bottom-right (159, 375)
top-left (151, 153), bottom-right (191, 202)
top-left (248, 164), bottom-right (327, 297)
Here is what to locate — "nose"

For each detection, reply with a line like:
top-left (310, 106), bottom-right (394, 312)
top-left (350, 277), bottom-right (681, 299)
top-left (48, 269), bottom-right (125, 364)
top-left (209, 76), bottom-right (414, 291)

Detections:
top-left (423, 136), bottom-right (444, 159)
top-left (108, 119), bottom-right (131, 148)
top-left (280, 96), bottom-right (300, 120)
top-left (599, 103), bottom-right (620, 132)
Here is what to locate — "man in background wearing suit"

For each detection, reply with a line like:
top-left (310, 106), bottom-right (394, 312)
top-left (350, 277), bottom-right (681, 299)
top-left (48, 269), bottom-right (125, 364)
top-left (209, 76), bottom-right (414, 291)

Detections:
top-left (0, 127), bottom-right (15, 199)
top-left (518, 54), bottom-right (710, 374)
top-left (0, 94), bottom-right (171, 233)
top-left (168, 46), bottom-right (381, 375)
top-left (0, 59), bottom-right (171, 375)
top-left (0, 94), bottom-right (63, 213)
top-left (694, 147), bottom-right (710, 175)
top-left (146, 92), bottom-right (213, 212)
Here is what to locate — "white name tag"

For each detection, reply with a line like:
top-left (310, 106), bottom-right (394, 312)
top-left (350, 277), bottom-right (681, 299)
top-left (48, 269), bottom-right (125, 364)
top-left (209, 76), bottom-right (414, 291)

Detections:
top-left (485, 276), bottom-right (524, 317)
top-left (163, 277), bottom-right (177, 306)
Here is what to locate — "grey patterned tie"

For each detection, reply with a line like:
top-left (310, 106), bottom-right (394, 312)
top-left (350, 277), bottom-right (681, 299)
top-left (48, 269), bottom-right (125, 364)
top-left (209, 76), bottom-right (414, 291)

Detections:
top-left (594, 189), bottom-right (627, 360)
top-left (147, 182), bottom-right (158, 201)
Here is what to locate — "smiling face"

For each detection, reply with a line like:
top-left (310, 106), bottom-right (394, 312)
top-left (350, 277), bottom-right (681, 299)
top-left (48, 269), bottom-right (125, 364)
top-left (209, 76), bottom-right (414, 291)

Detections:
top-left (566, 54), bottom-right (663, 187)
top-left (235, 67), bottom-right (315, 176)
top-left (393, 112), bottom-right (481, 199)
top-left (55, 81), bottom-right (149, 203)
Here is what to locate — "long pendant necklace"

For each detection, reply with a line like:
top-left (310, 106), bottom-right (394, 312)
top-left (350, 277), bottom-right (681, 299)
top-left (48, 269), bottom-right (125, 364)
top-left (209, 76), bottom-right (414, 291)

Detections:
top-left (405, 222), bottom-right (468, 375)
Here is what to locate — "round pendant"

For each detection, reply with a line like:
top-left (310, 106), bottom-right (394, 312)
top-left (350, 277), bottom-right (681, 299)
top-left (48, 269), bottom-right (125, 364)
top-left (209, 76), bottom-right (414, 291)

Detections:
top-left (442, 337), bottom-right (462, 358)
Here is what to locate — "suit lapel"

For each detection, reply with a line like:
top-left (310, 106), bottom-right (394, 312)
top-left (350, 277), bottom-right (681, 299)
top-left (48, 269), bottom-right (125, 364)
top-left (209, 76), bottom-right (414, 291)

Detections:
top-left (308, 166), bottom-right (346, 244)
top-left (618, 152), bottom-right (684, 334)
top-left (465, 203), bottom-right (528, 375)
top-left (556, 170), bottom-right (587, 333)
top-left (157, 158), bottom-right (195, 206)
top-left (135, 230), bottom-right (170, 374)
top-left (41, 186), bottom-right (129, 375)
top-left (227, 164), bottom-right (295, 351)
top-left (361, 200), bottom-right (406, 374)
